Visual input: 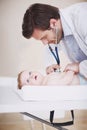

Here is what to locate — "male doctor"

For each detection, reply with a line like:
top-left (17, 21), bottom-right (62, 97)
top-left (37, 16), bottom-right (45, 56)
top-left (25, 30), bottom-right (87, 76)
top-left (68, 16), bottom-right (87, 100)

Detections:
top-left (22, 2), bottom-right (87, 79)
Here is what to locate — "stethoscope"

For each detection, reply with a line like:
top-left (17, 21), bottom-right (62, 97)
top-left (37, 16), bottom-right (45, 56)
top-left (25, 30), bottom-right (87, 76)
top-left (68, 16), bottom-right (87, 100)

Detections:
top-left (48, 27), bottom-right (61, 72)
top-left (48, 44), bottom-right (60, 65)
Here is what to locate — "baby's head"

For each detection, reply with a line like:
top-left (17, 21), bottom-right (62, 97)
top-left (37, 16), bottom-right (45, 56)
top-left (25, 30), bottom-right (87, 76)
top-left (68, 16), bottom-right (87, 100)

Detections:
top-left (17, 70), bottom-right (44, 89)
top-left (17, 70), bottom-right (29, 89)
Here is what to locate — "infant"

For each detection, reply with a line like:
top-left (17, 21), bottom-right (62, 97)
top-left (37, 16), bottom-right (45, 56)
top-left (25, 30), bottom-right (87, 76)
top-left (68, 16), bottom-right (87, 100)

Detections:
top-left (18, 70), bottom-right (81, 89)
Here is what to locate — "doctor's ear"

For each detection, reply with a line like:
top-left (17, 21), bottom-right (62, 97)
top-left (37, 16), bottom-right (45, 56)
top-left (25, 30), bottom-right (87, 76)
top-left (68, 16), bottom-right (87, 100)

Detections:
top-left (50, 19), bottom-right (57, 29)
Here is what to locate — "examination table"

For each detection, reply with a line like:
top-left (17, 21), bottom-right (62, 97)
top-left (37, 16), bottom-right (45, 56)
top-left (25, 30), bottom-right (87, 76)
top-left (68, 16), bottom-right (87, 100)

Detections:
top-left (0, 77), bottom-right (87, 130)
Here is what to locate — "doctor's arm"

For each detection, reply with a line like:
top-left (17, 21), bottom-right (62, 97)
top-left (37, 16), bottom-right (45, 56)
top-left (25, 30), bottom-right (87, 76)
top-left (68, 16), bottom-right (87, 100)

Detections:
top-left (64, 4), bottom-right (87, 79)
top-left (64, 61), bottom-right (87, 79)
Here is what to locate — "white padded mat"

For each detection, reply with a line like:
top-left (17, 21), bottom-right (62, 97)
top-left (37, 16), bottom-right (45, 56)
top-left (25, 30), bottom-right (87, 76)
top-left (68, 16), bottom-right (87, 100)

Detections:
top-left (0, 77), bottom-right (87, 112)
top-left (16, 85), bottom-right (87, 101)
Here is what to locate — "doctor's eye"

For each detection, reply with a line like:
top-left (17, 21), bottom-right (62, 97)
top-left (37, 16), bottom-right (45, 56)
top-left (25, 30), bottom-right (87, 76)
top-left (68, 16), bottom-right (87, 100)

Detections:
top-left (27, 79), bottom-right (29, 83)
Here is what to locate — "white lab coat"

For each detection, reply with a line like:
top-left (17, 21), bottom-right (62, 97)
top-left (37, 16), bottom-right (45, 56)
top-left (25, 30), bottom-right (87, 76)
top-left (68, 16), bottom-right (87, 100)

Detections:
top-left (44, 2), bottom-right (87, 78)
top-left (60, 2), bottom-right (87, 78)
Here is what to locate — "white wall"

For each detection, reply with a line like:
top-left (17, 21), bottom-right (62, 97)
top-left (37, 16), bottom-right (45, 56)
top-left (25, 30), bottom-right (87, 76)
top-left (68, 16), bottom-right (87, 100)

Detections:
top-left (0, 0), bottom-right (86, 77)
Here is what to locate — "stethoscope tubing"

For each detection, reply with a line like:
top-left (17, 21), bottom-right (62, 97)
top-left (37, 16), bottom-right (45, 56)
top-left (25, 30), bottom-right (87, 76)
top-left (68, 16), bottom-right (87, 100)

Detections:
top-left (48, 44), bottom-right (60, 65)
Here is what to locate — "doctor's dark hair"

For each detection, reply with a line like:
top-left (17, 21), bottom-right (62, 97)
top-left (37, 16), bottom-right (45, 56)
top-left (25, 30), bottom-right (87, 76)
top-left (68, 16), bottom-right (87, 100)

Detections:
top-left (22, 3), bottom-right (60, 39)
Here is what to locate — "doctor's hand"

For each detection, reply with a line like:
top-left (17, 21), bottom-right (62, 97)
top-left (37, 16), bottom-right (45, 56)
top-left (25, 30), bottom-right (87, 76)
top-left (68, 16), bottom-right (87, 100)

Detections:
top-left (46, 64), bottom-right (60, 74)
top-left (64, 62), bottom-right (79, 74)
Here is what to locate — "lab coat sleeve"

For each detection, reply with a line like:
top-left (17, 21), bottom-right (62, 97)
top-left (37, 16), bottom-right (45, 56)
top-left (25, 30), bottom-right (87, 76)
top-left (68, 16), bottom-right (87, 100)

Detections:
top-left (60, 3), bottom-right (87, 78)
top-left (75, 4), bottom-right (87, 78)
top-left (75, 3), bottom-right (87, 46)
top-left (79, 60), bottom-right (87, 79)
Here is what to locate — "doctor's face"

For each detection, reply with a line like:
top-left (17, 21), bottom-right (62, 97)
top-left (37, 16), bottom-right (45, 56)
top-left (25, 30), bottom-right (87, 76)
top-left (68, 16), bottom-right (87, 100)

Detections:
top-left (20, 70), bottom-right (44, 86)
top-left (32, 19), bottom-right (63, 45)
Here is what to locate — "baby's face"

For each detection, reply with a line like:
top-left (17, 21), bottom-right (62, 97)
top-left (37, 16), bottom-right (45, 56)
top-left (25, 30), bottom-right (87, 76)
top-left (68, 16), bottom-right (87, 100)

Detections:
top-left (20, 70), bottom-right (44, 86)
